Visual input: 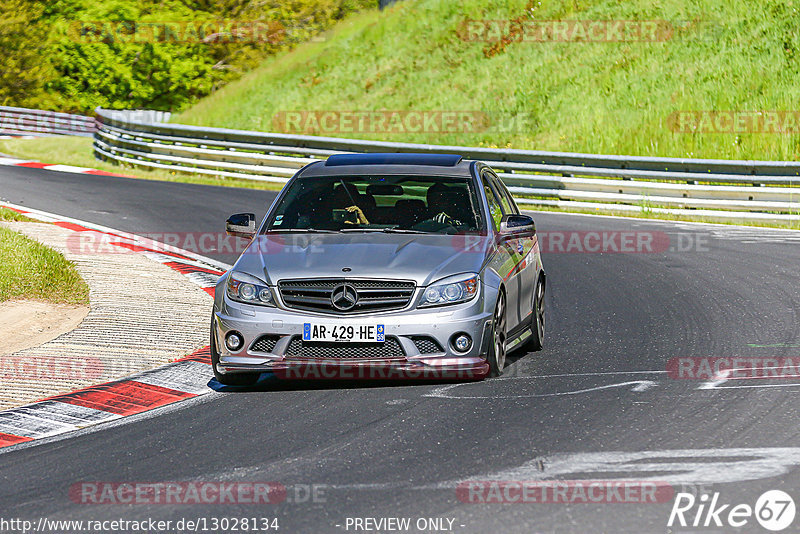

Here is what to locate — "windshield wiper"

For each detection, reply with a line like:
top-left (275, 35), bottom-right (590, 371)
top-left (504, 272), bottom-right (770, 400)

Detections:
top-left (267, 228), bottom-right (338, 234)
top-left (381, 228), bottom-right (427, 234)
top-left (338, 227), bottom-right (428, 234)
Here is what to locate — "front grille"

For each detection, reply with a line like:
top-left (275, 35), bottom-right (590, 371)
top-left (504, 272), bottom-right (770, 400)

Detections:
top-left (251, 334), bottom-right (280, 353)
top-left (411, 336), bottom-right (443, 354)
top-left (278, 279), bottom-right (415, 314)
top-left (286, 337), bottom-right (405, 359)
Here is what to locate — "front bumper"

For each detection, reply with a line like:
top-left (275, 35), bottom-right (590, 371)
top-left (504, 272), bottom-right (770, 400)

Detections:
top-left (212, 291), bottom-right (495, 379)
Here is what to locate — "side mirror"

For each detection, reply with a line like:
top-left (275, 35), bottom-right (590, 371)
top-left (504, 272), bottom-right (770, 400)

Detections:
top-left (499, 214), bottom-right (535, 235)
top-left (226, 213), bottom-right (256, 238)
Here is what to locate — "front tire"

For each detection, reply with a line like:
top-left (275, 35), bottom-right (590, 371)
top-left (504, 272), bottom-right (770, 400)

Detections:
top-left (487, 291), bottom-right (507, 377)
top-left (210, 319), bottom-right (260, 386)
top-left (525, 276), bottom-right (545, 352)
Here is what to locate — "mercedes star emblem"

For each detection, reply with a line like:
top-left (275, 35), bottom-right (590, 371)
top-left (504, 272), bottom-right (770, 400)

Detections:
top-left (331, 283), bottom-right (358, 311)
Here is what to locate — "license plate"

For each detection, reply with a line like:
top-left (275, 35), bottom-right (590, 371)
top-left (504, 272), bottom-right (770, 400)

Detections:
top-left (303, 323), bottom-right (385, 343)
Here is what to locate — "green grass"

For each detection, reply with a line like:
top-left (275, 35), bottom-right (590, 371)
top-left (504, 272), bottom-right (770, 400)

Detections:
top-left (0, 137), bottom-right (285, 191)
top-left (0, 207), bottom-right (36, 223)
top-left (175, 0), bottom-right (800, 161)
top-left (0, 222), bottom-right (89, 305)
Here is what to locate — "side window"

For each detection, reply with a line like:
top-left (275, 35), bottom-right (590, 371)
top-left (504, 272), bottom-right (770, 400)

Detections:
top-left (482, 175), bottom-right (504, 230)
top-left (488, 173), bottom-right (519, 215)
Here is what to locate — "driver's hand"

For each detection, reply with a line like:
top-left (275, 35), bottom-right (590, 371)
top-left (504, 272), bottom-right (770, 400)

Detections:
top-left (434, 212), bottom-right (461, 225)
top-left (344, 205), bottom-right (369, 225)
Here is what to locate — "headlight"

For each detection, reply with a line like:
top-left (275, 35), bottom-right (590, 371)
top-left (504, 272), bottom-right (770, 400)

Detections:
top-left (419, 273), bottom-right (479, 308)
top-left (226, 271), bottom-right (275, 307)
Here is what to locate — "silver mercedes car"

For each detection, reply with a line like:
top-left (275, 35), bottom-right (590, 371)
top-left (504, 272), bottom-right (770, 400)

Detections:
top-left (211, 153), bottom-right (546, 385)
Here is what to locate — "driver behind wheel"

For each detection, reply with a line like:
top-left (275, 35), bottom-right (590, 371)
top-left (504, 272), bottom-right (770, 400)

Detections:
top-left (423, 182), bottom-right (476, 230)
top-left (426, 183), bottom-right (462, 226)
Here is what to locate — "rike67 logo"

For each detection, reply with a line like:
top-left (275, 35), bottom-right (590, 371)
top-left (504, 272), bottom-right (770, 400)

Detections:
top-left (668, 490), bottom-right (796, 531)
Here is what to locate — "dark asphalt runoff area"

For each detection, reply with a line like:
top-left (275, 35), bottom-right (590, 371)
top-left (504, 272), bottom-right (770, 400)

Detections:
top-left (2, 165), bottom-right (800, 533)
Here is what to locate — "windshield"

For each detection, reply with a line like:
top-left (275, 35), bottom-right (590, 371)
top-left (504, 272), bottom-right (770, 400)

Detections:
top-left (264, 175), bottom-right (486, 234)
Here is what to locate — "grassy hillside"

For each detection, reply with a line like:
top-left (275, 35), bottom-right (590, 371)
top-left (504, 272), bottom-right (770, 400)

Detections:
top-left (175, 0), bottom-right (800, 161)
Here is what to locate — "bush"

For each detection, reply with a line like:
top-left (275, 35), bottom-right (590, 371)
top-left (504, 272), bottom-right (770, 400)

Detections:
top-left (0, 0), bottom-right (374, 113)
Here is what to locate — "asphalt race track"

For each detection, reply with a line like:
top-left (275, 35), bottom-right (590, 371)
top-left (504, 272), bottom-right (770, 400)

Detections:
top-left (2, 166), bottom-right (800, 533)
top-left (0, 164), bottom-right (279, 264)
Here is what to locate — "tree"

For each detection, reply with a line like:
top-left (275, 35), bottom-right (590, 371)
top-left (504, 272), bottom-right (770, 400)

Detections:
top-left (0, 0), bottom-right (56, 108)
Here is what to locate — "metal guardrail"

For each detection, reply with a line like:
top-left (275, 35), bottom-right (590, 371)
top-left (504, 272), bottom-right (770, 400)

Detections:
top-left (93, 107), bottom-right (800, 221)
top-left (98, 109), bottom-right (172, 125)
top-left (0, 106), bottom-right (97, 137)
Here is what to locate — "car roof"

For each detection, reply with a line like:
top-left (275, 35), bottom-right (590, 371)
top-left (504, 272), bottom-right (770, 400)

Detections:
top-left (325, 153), bottom-right (462, 167)
top-left (296, 153), bottom-right (478, 178)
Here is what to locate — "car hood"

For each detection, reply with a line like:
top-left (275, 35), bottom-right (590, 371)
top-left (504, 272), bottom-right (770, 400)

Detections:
top-left (232, 233), bottom-right (492, 286)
